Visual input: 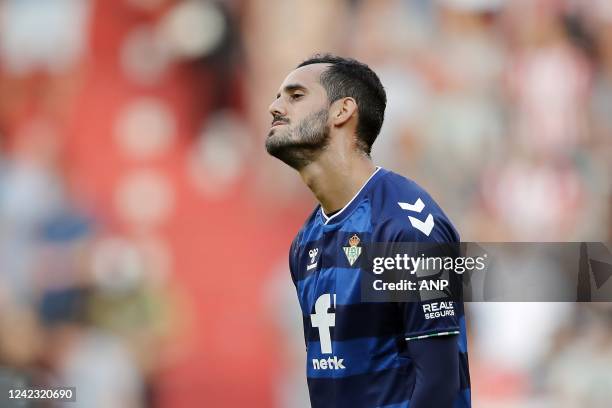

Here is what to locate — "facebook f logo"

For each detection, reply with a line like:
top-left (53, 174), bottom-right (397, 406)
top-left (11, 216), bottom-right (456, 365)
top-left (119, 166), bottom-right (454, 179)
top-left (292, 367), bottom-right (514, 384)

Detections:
top-left (311, 294), bottom-right (336, 354)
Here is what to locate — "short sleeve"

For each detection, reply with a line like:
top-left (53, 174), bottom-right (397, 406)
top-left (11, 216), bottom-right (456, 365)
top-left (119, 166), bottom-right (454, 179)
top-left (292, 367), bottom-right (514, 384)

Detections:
top-left (288, 235), bottom-right (299, 286)
top-left (372, 216), bottom-right (461, 341)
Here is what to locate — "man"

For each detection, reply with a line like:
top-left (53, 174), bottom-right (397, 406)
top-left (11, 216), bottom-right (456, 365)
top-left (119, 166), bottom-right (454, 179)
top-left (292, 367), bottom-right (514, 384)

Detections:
top-left (266, 54), bottom-right (470, 408)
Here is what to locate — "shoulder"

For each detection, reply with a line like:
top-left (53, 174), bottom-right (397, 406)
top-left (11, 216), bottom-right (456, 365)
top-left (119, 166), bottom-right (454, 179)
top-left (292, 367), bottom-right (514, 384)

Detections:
top-left (369, 169), bottom-right (459, 243)
top-left (290, 205), bottom-right (320, 252)
top-left (288, 206), bottom-right (320, 280)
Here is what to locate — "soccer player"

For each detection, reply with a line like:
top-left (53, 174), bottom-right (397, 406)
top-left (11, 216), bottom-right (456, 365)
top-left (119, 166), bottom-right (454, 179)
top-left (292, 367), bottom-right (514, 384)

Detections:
top-left (266, 55), bottom-right (470, 408)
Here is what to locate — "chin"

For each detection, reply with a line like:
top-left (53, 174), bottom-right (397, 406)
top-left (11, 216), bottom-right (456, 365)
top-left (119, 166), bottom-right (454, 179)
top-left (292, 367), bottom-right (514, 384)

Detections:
top-left (267, 128), bottom-right (291, 145)
top-left (265, 137), bottom-right (289, 155)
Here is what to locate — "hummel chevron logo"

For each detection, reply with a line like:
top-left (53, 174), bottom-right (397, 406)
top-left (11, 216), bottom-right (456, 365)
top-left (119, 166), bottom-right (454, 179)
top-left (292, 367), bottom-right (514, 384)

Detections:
top-left (398, 198), bottom-right (435, 236)
top-left (398, 198), bottom-right (425, 213)
top-left (408, 214), bottom-right (434, 236)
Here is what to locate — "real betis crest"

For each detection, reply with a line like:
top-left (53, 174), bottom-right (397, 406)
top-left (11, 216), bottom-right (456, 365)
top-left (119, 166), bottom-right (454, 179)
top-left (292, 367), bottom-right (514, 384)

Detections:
top-left (343, 234), bottom-right (362, 266)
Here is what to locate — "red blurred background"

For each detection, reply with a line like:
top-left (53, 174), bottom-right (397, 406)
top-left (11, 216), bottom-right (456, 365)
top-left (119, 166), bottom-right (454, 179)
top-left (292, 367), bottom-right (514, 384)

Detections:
top-left (0, 0), bottom-right (610, 407)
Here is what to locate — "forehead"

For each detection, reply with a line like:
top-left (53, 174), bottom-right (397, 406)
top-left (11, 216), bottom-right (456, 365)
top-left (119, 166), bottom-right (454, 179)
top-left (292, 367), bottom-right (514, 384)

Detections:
top-left (278, 63), bottom-right (330, 93)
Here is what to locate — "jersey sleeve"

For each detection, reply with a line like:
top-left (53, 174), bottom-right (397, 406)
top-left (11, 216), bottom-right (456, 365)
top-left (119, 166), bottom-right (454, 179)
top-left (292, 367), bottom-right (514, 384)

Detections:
top-left (373, 215), bottom-right (461, 341)
top-left (288, 234), bottom-right (300, 286)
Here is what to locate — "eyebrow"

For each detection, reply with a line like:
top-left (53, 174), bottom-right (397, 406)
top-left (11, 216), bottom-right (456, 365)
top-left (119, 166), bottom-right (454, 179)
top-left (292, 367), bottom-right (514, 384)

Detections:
top-left (276, 83), bottom-right (307, 98)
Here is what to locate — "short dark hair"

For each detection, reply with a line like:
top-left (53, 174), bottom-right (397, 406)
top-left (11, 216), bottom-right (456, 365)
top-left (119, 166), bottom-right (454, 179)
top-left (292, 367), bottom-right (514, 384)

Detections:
top-left (297, 54), bottom-right (386, 155)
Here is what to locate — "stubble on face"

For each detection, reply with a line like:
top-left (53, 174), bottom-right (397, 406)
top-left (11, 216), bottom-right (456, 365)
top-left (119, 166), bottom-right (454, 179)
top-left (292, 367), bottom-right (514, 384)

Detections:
top-left (265, 108), bottom-right (330, 170)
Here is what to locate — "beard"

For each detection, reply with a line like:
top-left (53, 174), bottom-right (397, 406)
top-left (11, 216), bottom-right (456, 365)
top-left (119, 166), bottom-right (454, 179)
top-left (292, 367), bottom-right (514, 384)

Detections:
top-left (265, 108), bottom-right (330, 170)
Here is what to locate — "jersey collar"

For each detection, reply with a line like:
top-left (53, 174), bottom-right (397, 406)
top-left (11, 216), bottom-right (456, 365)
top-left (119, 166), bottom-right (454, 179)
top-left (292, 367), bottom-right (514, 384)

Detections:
top-left (319, 166), bottom-right (384, 226)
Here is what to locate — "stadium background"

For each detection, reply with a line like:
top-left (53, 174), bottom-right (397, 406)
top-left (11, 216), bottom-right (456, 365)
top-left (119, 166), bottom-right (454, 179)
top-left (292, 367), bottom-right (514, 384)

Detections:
top-left (0, 0), bottom-right (610, 407)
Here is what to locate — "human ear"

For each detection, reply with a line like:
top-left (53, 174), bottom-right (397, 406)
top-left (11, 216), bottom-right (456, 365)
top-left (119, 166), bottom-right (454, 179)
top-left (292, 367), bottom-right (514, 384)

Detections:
top-left (331, 97), bottom-right (357, 126)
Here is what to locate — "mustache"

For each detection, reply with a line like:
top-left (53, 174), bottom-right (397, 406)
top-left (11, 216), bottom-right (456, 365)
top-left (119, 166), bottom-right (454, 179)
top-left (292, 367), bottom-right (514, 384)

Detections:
top-left (271, 115), bottom-right (290, 125)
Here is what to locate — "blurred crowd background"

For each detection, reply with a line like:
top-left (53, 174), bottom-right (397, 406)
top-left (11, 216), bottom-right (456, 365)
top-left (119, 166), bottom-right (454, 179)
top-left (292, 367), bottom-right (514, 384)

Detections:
top-left (0, 0), bottom-right (610, 407)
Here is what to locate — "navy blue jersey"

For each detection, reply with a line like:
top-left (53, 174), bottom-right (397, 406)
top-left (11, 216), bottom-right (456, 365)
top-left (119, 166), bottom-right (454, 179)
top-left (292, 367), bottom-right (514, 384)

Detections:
top-left (289, 167), bottom-right (470, 408)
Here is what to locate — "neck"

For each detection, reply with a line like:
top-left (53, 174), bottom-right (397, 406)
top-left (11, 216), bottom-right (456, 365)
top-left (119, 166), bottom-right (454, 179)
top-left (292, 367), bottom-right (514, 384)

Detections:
top-left (298, 149), bottom-right (377, 215)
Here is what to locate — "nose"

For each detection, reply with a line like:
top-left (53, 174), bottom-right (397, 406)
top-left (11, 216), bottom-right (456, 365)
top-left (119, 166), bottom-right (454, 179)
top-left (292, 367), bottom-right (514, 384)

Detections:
top-left (268, 97), bottom-right (286, 118)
